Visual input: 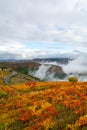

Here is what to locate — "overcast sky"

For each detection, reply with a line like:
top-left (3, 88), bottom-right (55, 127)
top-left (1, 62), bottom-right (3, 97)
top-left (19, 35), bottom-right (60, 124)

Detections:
top-left (0, 0), bottom-right (87, 59)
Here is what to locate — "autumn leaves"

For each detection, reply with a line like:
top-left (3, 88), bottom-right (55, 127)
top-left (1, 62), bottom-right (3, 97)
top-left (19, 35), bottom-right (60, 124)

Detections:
top-left (0, 81), bottom-right (87, 130)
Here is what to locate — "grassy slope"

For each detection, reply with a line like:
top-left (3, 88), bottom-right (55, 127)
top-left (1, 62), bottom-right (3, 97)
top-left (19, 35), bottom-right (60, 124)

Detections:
top-left (9, 73), bottom-right (40, 84)
top-left (0, 81), bottom-right (87, 130)
top-left (0, 67), bottom-right (40, 85)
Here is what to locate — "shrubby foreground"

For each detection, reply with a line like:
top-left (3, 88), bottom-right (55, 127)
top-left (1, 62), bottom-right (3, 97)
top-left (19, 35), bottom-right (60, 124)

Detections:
top-left (0, 81), bottom-right (87, 130)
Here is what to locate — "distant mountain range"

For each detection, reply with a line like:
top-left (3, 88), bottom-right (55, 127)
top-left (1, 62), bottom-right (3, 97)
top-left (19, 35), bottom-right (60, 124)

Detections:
top-left (33, 57), bottom-right (72, 64)
top-left (0, 57), bottom-right (71, 63)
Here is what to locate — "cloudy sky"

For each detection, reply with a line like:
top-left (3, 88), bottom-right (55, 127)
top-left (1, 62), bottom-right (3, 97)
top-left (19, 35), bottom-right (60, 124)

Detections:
top-left (0, 0), bottom-right (87, 60)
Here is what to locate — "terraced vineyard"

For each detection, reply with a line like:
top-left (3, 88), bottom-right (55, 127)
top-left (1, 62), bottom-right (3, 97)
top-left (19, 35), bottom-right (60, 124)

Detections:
top-left (0, 81), bottom-right (87, 130)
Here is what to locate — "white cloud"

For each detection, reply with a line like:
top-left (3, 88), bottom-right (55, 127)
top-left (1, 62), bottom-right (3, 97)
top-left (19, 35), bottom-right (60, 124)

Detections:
top-left (62, 53), bottom-right (87, 73)
top-left (0, 0), bottom-right (87, 59)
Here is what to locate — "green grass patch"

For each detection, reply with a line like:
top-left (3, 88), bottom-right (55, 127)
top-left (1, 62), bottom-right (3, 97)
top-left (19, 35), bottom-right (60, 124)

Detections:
top-left (0, 91), bottom-right (7, 98)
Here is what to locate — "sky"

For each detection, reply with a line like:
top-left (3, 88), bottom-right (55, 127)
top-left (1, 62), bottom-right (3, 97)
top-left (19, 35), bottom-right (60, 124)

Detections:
top-left (0, 0), bottom-right (87, 59)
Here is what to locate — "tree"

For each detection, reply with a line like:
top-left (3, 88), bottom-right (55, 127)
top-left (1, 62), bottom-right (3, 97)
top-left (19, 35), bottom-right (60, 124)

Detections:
top-left (68, 77), bottom-right (78, 87)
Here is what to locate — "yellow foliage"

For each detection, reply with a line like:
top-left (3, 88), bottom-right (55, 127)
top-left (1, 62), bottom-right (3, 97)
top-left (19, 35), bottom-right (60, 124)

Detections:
top-left (0, 81), bottom-right (87, 129)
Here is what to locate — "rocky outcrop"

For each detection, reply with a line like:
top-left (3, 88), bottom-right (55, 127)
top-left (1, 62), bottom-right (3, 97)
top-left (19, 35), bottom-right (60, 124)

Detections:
top-left (28, 63), bottom-right (67, 81)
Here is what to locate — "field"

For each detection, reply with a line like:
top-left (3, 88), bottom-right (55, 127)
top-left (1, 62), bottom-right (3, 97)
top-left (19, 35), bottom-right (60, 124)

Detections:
top-left (0, 81), bottom-right (87, 130)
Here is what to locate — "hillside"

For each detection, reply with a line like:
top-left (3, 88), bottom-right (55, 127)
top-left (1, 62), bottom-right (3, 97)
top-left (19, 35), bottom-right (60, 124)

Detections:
top-left (0, 81), bottom-right (87, 130)
top-left (0, 65), bottom-right (41, 85)
top-left (9, 73), bottom-right (40, 84)
top-left (0, 61), bottom-right (87, 81)
top-left (0, 61), bottom-right (67, 81)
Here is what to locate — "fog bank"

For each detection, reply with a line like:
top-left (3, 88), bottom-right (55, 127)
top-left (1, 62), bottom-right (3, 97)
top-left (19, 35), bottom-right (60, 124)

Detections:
top-left (62, 53), bottom-right (87, 74)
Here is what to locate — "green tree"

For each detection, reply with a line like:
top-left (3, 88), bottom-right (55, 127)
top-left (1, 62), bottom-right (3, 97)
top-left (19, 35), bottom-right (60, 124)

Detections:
top-left (68, 76), bottom-right (78, 87)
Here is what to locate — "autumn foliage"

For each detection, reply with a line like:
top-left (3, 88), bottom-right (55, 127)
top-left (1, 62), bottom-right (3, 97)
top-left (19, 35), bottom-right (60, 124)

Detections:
top-left (0, 81), bottom-right (87, 130)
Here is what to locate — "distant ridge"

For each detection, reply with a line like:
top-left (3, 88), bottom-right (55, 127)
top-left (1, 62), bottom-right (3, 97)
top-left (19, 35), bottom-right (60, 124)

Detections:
top-left (0, 57), bottom-right (71, 64)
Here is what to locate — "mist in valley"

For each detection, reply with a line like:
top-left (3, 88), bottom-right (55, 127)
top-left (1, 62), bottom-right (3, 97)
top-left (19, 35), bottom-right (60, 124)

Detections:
top-left (29, 53), bottom-right (87, 82)
top-left (62, 54), bottom-right (87, 74)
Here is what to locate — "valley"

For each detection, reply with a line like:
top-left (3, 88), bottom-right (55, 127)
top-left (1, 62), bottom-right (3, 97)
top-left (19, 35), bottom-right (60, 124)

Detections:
top-left (0, 60), bottom-right (67, 84)
top-left (0, 58), bottom-right (87, 83)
